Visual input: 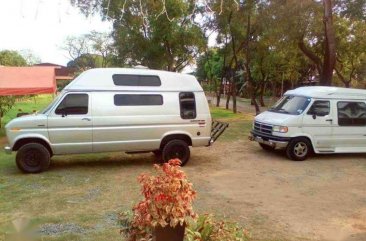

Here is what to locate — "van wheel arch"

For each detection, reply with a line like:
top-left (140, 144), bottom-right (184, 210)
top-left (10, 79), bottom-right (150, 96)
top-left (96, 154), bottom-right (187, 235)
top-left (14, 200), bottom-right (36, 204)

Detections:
top-left (13, 138), bottom-right (53, 157)
top-left (160, 134), bottom-right (192, 150)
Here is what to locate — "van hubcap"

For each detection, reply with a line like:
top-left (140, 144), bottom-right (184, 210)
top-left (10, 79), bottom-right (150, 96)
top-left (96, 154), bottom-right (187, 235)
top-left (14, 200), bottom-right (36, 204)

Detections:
top-left (25, 149), bottom-right (41, 167)
top-left (168, 145), bottom-right (186, 160)
top-left (294, 142), bottom-right (307, 157)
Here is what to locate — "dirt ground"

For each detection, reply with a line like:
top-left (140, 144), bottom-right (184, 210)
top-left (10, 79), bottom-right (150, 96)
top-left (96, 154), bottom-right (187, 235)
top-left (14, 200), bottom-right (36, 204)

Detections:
top-left (1, 110), bottom-right (366, 240)
top-left (185, 139), bottom-right (366, 241)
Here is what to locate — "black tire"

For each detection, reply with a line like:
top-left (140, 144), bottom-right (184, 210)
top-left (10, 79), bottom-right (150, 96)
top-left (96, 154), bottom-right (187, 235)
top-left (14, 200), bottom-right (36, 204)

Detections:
top-left (16, 143), bottom-right (51, 173)
top-left (286, 137), bottom-right (312, 161)
top-left (152, 150), bottom-right (162, 157)
top-left (162, 140), bottom-right (190, 166)
top-left (259, 143), bottom-right (275, 151)
top-left (152, 150), bottom-right (162, 163)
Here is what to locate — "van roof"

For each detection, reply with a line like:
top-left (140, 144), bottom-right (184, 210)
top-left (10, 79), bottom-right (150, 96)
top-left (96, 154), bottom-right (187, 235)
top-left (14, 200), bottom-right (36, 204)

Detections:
top-left (64, 68), bottom-right (203, 92)
top-left (285, 86), bottom-right (366, 99)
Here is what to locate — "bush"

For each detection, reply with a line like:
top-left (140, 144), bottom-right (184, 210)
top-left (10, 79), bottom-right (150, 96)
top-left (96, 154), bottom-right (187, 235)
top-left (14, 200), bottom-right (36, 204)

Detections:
top-left (124, 159), bottom-right (197, 241)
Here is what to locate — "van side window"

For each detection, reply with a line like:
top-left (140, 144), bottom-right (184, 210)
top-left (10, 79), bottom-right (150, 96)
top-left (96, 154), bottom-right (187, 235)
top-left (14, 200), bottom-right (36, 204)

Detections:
top-left (307, 101), bottom-right (330, 116)
top-left (112, 74), bottom-right (161, 86)
top-left (114, 94), bottom-right (163, 106)
top-left (179, 92), bottom-right (196, 119)
top-left (55, 94), bottom-right (88, 115)
top-left (337, 101), bottom-right (366, 126)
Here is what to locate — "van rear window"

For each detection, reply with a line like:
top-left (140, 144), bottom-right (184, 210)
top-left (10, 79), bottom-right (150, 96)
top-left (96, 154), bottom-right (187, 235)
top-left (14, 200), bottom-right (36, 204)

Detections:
top-left (179, 92), bottom-right (196, 119)
top-left (114, 94), bottom-right (163, 106)
top-left (112, 74), bottom-right (161, 86)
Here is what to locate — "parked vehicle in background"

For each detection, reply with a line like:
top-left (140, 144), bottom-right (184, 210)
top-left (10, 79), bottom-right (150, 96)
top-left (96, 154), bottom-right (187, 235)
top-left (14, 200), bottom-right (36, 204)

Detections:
top-left (250, 86), bottom-right (366, 161)
top-left (4, 68), bottom-right (228, 173)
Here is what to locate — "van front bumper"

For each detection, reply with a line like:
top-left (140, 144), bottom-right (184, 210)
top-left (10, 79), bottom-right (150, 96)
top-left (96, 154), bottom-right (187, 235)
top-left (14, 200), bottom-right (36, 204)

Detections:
top-left (249, 131), bottom-right (289, 148)
top-left (4, 146), bottom-right (12, 154)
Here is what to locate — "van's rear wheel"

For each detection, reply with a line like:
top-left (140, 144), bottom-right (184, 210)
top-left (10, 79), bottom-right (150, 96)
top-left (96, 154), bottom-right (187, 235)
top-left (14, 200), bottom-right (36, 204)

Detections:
top-left (162, 140), bottom-right (190, 166)
top-left (259, 143), bottom-right (275, 151)
top-left (16, 143), bottom-right (51, 173)
top-left (286, 137), bottom-right (311, 161)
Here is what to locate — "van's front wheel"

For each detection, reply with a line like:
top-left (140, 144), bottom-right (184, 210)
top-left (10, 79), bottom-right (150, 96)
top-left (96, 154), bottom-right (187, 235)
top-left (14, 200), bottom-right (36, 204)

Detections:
top-left (286, 137), bottom-right (312, 161)
top-left (162, 140), bottom-right (190, 166)
top-left (16, 143), bottom-right (51, 173)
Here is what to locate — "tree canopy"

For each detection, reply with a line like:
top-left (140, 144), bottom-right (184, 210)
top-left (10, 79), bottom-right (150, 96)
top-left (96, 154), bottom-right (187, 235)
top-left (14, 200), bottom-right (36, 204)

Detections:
top-left (70, 0), bottom-right (366, 113)
top-left (0, 50), bottom-right (27, 66)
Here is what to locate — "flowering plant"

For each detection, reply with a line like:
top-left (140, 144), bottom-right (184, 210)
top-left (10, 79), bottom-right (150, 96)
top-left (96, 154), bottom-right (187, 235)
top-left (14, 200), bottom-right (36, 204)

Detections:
top-left (128, 159), bottom-right (197, 240)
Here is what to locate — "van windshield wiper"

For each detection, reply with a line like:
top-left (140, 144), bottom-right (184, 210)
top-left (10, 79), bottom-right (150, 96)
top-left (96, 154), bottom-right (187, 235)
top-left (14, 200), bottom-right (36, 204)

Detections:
top-left (277, 108), bottom-right (290, 114)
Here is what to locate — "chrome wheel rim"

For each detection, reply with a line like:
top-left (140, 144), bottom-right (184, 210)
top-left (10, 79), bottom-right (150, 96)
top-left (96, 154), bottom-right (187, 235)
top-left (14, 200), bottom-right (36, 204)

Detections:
top-left (293, 142), bottom-right (307, 157)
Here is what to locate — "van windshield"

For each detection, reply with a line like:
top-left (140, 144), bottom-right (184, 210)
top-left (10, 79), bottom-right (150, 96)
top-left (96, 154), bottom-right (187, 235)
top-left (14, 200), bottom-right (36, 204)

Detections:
top-left (268, 95), bottom-right (311, 115)
top-left (40, 93), bottom-right (63, 114)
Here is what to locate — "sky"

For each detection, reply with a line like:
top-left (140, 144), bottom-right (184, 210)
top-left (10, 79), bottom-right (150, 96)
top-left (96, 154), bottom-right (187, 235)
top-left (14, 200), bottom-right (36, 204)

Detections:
top-left (0, 0), bottom-right (112, 66)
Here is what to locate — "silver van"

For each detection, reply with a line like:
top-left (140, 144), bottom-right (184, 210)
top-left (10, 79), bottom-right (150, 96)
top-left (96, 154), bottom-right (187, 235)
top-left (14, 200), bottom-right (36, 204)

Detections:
top-left (4, 68), bottom-right (228, 173)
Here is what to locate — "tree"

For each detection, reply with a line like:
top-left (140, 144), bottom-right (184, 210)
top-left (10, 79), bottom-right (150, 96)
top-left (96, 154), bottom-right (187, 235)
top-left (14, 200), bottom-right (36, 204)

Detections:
top-left (63, 32), bottom-right (115, 71)
top-left (196, 48), bottom-right (224, 106)
top-left (86, 31), bottom-right (114, 67)
top-left (0, 96), bottom-right (15, 128)
top-left (62, 35), bottom-right (91, 64)
top-left (322, 0), bottom-right (336, 86)
top-left (333, 15), bottom-right (366, 87)
top-left (0, 50), bottom-right (27, 127)
top-left (20, 49), bottom-right (41, 65)
top-left (71, 0), bottom-right (206, 72)
top-left (0, 50), bottom-right (27, 66)
top-left (67, 53), bottom-right (99, 70)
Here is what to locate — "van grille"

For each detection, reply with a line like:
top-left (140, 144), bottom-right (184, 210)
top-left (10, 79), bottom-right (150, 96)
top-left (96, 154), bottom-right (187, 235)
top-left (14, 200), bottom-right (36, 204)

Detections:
top-left (254, 121), bottom-right (273, 135)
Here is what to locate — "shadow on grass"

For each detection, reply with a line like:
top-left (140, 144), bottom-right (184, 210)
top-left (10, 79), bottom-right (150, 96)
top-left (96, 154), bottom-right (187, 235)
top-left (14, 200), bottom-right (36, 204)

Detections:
top-left (48, 153), bottom-right (157, 171)
top-left (312, 152), bottom-right (366, 161)
top-left (252, 143), bottom-right (366, 163)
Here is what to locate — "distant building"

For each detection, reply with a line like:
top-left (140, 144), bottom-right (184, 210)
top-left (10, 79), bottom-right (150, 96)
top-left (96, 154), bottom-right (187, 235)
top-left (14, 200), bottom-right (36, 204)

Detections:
top-left (33, 63), bottom-right (75, 81)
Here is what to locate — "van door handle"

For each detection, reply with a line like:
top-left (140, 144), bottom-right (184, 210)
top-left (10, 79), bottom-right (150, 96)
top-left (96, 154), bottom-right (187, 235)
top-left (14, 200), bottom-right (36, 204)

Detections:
top-left (326, 119), bottom-right (333, 122)
top-left (82, 118), bottom-right (91, 121)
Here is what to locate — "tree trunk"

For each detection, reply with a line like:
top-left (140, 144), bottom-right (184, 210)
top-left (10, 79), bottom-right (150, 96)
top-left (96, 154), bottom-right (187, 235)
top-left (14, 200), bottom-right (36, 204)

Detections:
top-left (259, 82), bottom-right (266, 107)
top-left (251, 96), bottom-right (260, 116)
top-left (232, 79), bottom-right (237, 113)
top-left (216, 77), bottom-right (224, 107)
top-left (226, 91), bottom-right (231, 110)
top-left (216, 91), bottom-right (221, 107)
top-left (321, 0), bottom-right (336, 86)
top-left (243, 5), bottom-right (259, 115)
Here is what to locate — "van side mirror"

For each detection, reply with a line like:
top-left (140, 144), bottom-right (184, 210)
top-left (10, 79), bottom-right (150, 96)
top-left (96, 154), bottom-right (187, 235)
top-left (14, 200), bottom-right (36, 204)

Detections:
top-left (312, 114), bottom-right (316, 120)
top-left (60, 110), bottom-right (68, 117)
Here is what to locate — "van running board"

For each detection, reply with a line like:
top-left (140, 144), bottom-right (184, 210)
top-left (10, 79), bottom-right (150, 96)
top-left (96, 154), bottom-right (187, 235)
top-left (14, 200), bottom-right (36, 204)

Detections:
top-left (210, 121), bottom-right (229, 143)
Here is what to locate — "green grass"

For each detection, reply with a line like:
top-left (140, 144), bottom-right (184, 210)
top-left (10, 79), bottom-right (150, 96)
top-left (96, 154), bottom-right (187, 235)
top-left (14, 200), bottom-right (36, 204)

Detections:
top-left (211, 106), bottom-right (242, 119)
top-left (210, 106), bottom-right (253, 142)
top-left (0, 97), bottom-right (256, 240)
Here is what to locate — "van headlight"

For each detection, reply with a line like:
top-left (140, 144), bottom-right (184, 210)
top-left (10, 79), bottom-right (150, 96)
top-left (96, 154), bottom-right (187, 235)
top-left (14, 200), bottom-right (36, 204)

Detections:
top-left (272, 125), bottom-right (288, 133)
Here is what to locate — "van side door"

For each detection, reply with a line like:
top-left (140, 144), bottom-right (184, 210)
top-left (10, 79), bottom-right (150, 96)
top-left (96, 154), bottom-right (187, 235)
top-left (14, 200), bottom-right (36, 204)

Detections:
top-left (47, 93), bottom-right (93, 154)
top-left (332, 101), bottom-right (366, 152)
top-left (302, 100), bottom-right (334, 152)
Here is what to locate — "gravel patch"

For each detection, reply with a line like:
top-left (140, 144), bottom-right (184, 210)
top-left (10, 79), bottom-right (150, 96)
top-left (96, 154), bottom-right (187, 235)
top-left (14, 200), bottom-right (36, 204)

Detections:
top-left (38, 223), bottom-right (87, 235)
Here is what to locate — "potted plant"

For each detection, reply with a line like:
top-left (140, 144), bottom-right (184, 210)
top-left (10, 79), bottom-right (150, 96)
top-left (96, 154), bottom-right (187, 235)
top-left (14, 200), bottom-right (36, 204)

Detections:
top-left (128, 159), bottom-right (197, 241)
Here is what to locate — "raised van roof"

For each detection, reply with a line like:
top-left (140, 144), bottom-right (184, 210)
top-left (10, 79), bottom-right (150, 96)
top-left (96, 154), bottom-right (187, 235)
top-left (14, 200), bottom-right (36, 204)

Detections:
top-left (285, 86), bottom-right (366, 100)
top-left (64, 68), bottom-right (203, 92)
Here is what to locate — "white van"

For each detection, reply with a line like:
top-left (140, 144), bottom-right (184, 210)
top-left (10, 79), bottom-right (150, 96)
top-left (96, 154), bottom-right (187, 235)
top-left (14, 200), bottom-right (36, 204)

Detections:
top-left (4, 68), bottom-right (228, 173)
top-left (250, 86), bottom-right (366, 161)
